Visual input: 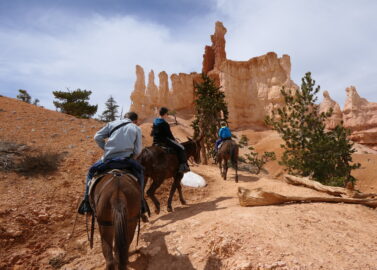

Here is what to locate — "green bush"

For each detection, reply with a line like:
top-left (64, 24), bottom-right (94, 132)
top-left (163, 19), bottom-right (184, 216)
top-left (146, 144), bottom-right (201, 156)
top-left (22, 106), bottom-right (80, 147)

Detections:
top-left (244, 146), bottom-right (276, 174)
top-left (265, 72), bottom-right (360, 186)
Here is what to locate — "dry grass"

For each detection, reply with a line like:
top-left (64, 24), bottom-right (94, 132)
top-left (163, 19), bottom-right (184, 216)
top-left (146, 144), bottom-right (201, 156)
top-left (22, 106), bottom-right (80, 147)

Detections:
top-left (0, 141), bottom-right (62, 176)
top-left (16, 151), bottom-right (62, 176)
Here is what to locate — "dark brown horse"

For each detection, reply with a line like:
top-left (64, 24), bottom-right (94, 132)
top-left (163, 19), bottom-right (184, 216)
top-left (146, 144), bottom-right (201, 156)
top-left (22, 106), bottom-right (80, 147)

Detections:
top-left (136, 138), bottom-right (201, 214)
top-left (90, 171), bottom-right (141, 270)
top-left (217, 139), bottom-right (239, 182)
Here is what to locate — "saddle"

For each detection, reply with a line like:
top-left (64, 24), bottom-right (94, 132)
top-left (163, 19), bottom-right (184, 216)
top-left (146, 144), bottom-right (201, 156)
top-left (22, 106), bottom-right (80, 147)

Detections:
top-left (218, 138), bottom-right (232, 151)
top-left (88, 169), bottom-right (138, 198)
top-left (153, 143), bottom-right (176, 155)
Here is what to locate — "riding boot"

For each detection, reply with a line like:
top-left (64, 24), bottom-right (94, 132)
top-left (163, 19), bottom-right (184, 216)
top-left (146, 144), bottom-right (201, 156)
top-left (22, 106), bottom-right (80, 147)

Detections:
top-left (78, 195), bottom-right (93, 215)
top-left (178, 163), bottom-right (190, 173)
top-left (140, 199), bottom-right (150, 222)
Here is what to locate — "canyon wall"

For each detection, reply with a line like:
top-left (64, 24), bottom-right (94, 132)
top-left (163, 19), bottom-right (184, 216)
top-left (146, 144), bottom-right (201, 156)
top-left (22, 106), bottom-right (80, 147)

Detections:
top-left (129, 21), bottom-right (377, 149)
top-left (130, 66), bottom-right (200, 120)
top-left (130, 21), bottom-right (297, 128)
top-left (319, 87), bottom-right (377, 149)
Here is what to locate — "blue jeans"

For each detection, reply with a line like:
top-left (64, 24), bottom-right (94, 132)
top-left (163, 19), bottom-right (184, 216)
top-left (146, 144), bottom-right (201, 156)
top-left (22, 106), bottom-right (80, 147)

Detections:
top-left (215, 137), bottom-right (232, 152)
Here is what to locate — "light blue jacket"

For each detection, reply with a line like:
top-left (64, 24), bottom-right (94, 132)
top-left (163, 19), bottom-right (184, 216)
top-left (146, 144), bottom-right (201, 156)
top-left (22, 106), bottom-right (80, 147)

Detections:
top-left (218, 126), bottom-right (232, 139)
top-left (94, 119), bottom-right (142, 161)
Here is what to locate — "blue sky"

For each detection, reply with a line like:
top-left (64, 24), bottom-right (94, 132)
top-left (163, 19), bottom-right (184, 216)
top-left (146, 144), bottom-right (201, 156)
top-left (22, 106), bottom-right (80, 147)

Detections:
top-left (1, 0), bottom-right (376, 115)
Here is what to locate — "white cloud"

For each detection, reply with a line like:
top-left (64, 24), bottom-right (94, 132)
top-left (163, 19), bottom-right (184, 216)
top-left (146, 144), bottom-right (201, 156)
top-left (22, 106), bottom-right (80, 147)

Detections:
top-left (214, 0), bottom-right (377, 107)
top-left (0, 12), bottom-right (211, 114)
top-left (1, 0), bottom-right (376, 115)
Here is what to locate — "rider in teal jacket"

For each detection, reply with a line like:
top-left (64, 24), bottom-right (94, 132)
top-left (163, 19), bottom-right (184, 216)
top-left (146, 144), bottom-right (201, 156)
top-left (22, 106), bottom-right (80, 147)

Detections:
top-left (215, 125), bottom-right (232, 151)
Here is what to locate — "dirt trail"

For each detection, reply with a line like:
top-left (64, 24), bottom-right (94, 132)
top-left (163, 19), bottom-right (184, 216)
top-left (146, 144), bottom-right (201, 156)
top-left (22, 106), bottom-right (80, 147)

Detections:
top-left (1, 96), bottom-right (377, 270)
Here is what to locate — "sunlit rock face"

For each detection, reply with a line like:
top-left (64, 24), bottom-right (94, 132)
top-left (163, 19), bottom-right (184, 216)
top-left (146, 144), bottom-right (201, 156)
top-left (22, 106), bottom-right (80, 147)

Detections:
top-left (342, 86), bottom-right (377, 148)
top-left (319, 90), bottom-right (343, 130)
top-left (130, 66), bottom-right (200, 120)
top-left (211, 52), bottom-right (296, 129)
top-left (130, 21), bottom-right (297, 128)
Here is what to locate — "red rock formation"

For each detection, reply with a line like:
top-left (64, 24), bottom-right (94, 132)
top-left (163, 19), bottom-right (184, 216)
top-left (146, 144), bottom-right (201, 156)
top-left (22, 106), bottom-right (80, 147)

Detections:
top-left (212, 52), bottom-right (296, 128)
top-left (130, 21), bottom-right (297, 128)
top-left (319, 90), bottom-right (343, 129)
top-left (342, 86), bottom-right (377, 148)
top-left (130, 65), bottom-right (200, 120)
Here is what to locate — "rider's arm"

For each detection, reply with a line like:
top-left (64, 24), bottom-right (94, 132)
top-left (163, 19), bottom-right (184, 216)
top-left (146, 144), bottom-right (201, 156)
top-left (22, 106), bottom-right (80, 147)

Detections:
top-left (94, 124), bottom-right (110, 150)
top-left (163, 121), bottom-right (175, 141)
top-left (133, 125), bottom-right (142, 156)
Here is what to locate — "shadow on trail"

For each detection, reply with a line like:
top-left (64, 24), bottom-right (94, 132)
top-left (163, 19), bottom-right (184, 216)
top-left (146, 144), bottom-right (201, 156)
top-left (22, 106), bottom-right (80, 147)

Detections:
top-left (203, 255), bottom-right (223, 270)
top-left (129, 231), bottom-right (195, 270)
top-left (236, 174), bottom-right (259, 183)
top-left (150, 196), bottom-right (231, 230)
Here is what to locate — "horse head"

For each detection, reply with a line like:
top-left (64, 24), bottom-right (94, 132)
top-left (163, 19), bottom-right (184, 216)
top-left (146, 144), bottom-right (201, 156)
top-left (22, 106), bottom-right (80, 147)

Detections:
top-left (185, 136), bottom-right (202, 164)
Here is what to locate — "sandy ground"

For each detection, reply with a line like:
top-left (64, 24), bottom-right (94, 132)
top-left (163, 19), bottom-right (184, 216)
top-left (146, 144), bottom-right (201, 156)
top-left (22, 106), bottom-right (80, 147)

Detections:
top-left (1, 96), bottom-right (377, 270)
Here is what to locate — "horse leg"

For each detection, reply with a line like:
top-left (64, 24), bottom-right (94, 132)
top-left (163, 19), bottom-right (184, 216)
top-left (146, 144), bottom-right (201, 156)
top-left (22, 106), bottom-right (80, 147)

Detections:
top-left (224, 160), bottom-right (228, 180)
top-left (218, 157), bottom-right (223, 179)
top-left (175, 174), bottom-right (186, 205)
top-left (167, 175), bottom-right (180, 212)
top-left (234, 161), bottom-right (238, 183)
top-left (146, 178), bottom-right (163, 215)
top-left (99, 225), bottom-right (115, 270)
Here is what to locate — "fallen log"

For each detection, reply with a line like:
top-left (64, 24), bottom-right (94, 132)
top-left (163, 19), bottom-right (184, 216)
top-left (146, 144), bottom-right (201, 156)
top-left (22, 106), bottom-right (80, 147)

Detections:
top-left (284, 174), bottom-right (377, 199)
top-left (238, 187), bottom-right (377, 208)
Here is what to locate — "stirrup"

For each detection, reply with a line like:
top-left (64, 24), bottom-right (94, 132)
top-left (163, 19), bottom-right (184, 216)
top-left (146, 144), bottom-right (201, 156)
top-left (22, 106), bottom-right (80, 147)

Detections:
top-left (78, 198), bottom-right (93, 215)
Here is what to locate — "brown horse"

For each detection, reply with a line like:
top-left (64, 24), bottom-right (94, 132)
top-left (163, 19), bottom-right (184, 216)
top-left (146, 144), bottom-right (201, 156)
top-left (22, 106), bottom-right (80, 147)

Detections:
top-left (90, 170), bottom-right (141, 270)
top-left (136, 138), bottom-right (201, 214)
top-left (217, 139), bottom-right (239, 182)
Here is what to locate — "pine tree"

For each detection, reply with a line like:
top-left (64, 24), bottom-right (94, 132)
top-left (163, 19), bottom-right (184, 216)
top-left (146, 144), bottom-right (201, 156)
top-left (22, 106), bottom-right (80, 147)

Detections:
top-left (33, 98), bottom-right (40, 106)
top-left (17, 89), bottom-right (31, 103)
top-left (100, 96), bottom-right (119, 122)
top-left (265, 72), bottom-right (360, 186)
top-left (192, 73), bottom-right (229, 164)
top-left (52, 89), bottom-right (97, 118)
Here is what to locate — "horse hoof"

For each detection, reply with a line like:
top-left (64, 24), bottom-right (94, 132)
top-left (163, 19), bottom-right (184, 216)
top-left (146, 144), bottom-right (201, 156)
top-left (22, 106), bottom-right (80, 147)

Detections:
top-left (167, 206), bottom-right (173, 212)
top-left (180, 200), bottom-right (187, 205)
top-left (141, 214), bottom-right (149, 223)
top-left (155, 209), bottom-right (160, 215)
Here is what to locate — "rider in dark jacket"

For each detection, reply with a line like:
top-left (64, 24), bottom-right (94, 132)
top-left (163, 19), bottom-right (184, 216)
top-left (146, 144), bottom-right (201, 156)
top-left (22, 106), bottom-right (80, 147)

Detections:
top-left (151, 107), bottom-right (190, 173)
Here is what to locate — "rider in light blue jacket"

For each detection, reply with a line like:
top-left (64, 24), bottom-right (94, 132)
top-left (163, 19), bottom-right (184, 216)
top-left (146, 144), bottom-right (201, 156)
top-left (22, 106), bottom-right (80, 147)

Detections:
top-left (78, 112), bottom-right (145, 215)
top-left (215, 124), bottom-right (232, 151)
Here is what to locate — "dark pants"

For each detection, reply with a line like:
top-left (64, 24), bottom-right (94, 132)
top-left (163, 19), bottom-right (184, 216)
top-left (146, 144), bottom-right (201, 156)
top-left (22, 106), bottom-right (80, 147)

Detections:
top-left (215, 137), bottom-right (231, 151)
top-left (85, 157), bottom-right (144, 195)
top-left (164, 138), bottom-right (187, 164)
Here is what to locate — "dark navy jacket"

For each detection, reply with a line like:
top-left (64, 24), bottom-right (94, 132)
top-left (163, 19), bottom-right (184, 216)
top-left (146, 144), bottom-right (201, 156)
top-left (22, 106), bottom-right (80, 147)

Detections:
top-left (151, 118), bottom-right (175, 145)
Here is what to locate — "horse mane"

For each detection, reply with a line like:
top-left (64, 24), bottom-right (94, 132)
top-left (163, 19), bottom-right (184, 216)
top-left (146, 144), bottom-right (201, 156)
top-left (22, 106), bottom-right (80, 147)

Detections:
top-left (136, 147), bottom-right (156, 164)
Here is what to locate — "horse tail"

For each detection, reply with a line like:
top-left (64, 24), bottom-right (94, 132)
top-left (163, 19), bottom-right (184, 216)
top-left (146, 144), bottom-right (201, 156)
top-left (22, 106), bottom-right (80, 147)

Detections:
top-left (111, 179), bottom-right (129, 268)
